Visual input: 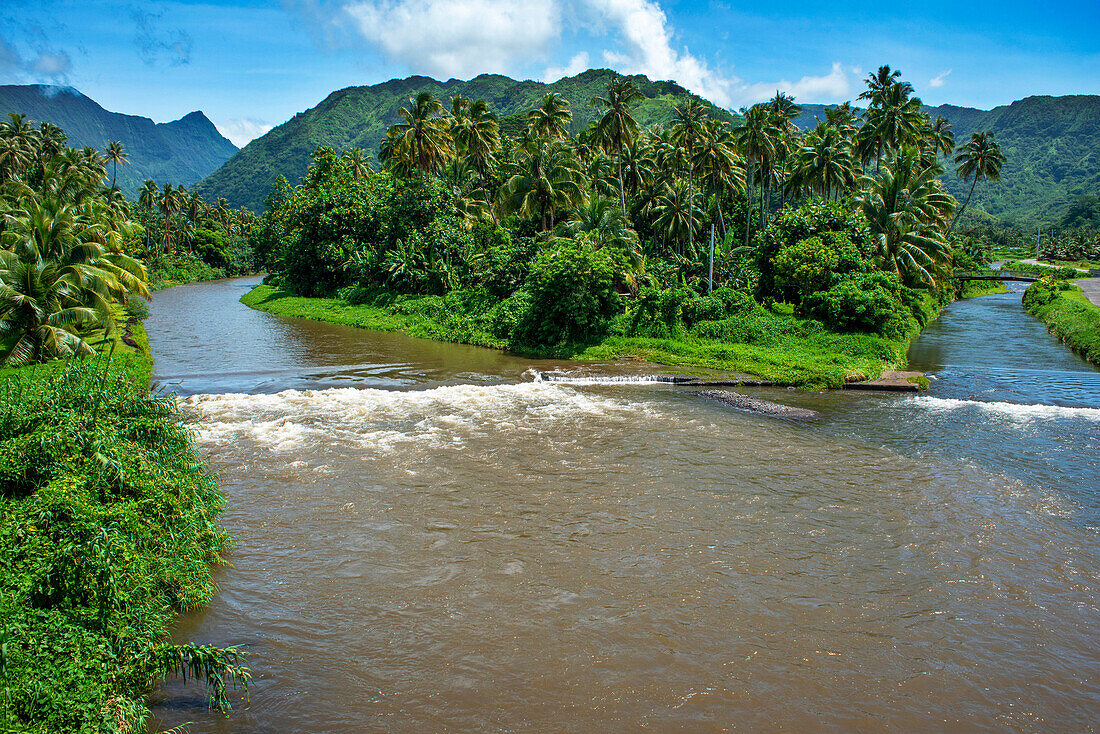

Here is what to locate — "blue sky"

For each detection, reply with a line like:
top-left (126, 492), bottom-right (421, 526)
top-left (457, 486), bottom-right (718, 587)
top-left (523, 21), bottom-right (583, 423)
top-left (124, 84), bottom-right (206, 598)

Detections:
top-left (1, 0), bottom-right (1097, 146)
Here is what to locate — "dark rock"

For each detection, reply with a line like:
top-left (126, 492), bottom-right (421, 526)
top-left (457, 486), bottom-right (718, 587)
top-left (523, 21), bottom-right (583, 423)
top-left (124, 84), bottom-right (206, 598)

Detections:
top-left (690, 389), bottom-right (820, 419)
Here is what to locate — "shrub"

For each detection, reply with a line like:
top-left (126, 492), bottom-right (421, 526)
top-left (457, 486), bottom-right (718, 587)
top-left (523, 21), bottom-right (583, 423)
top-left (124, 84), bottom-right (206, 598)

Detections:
top-left (801, 270), bottom-right (916, 338)
top-left (511, 241), bottom-right (621, 347)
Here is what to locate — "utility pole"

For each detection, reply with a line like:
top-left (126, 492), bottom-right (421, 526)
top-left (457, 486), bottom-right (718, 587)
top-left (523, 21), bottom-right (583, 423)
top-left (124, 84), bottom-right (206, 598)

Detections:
top-left (708, 224), bottom-right (715, 292)
top-left (1036, 227), bottom-right (1040, 260)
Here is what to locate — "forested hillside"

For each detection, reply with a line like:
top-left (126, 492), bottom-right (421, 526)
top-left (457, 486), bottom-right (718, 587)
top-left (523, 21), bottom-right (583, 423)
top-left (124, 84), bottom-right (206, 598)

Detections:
top-left (0, 84), bottom-right (238, 196)
top-left (797, 96), bottom-right (1100, 226)
top-left (196, 69), bottom-right (733, 211)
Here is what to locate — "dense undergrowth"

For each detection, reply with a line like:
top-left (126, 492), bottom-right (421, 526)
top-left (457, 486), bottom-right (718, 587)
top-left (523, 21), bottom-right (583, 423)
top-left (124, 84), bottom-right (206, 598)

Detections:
top-left (1023, 279), bottom-right (1100, 365)
top-left (0, 354), bottom-right (247, 732)
top-left (244, 282), bottom-right (938, 388)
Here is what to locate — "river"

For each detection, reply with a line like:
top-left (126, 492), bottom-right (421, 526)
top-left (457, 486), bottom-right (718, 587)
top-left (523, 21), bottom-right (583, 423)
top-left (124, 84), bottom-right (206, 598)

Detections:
top-left (147, 277), bottom-right (1099, 732)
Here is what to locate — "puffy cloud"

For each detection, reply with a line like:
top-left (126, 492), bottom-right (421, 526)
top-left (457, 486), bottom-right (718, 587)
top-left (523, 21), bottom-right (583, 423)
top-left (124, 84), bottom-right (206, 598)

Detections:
top-left (587, 0), bottom-right (739, 107)
top-left (216, 117), bottom-right (275, 148)
top-left (543, 51), bottom-right (590, 82)
top-left (739, 62), bottom-right (857, 105)
top-left (30, 50), bottom-right (71, 76)
top-left (929, 69), bottom-right (951, 88)
top-left (339, 0), bottom-right (561, 78)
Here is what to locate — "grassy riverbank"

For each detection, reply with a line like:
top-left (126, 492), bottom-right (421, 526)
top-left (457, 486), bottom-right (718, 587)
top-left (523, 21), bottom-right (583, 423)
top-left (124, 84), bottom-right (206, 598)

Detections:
top-left (1023, 280), bottom-right (1100, 365)
top-left (243, 284), bottom-right (938, 388)
top-left (0, 336), bottom-right (245, 731)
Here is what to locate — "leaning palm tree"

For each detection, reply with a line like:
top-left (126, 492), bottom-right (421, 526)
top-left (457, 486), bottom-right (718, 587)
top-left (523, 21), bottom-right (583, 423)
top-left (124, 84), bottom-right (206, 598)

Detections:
top-left (948, 131), bottom-right (1005, 234)
top-left (592, 77), bottom-right (644, 214)
top-left (103, 140), bottom-right (128, 190)
top-left (527, 93), bottom-right (572, 141)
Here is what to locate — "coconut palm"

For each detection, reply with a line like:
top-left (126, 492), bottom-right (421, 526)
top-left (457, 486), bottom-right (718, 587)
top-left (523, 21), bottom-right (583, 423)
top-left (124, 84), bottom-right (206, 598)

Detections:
top-left (861, 148), bottom-right (955, 285)
top-left (734, 104), bottom-right (780, 244)
top-left (592, 77), bottom-right (644, 214)
top-left (789, 124), bottom-right (857, 201)
top-left (345, 148), bottom-right (371, 181)
top-left (671, 100), bottom-right (709, 252)
top-left (860, 82), bottom-right (924, 168)
top-left (104, 141), bottom-right (128, 190)
top-left (384, 92), bottom-right (454, 177)
top-left (527, 93), bottom-right (572, 141)
top-left (500, 139), bottom-right (586, 231)
top-left (948, 131), bottom-right (1005, 234)
top-left (925, 116), bottom-right (955, 158)
top-left (451, 98), bottom-right (500, 190)
top-left (858, 65), bottom-right (909, 108)
top-left (693, 120), bottom-right (745, 236)
top-left (651, 180), bottom-right (702, 254)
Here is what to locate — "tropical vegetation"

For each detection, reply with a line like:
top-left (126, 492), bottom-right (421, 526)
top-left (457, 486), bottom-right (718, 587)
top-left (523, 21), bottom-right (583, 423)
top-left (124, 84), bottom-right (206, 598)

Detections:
top-left (252, 65), bottom-right (1008, 387)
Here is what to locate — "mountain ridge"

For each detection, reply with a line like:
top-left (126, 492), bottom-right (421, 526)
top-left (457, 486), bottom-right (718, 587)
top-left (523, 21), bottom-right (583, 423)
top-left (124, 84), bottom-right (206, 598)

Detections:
top-left (0, 84), bottom-right (238, 196)
top-left (195, 69), bottom-right (733, 211)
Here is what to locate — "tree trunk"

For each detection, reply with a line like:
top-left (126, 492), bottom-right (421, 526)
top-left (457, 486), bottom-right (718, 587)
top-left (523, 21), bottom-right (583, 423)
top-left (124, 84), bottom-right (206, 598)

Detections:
top-left (948, 176), bottom-right (979, 236)
top-left (743, 167), bottom-right (753, 248)
top-left (617, 140), bottom-right (627, 215)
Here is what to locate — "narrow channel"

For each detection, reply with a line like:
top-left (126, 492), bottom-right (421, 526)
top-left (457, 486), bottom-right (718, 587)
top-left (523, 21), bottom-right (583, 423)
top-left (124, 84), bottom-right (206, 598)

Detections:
top-left (147, 278), bottom-right (1099, 732)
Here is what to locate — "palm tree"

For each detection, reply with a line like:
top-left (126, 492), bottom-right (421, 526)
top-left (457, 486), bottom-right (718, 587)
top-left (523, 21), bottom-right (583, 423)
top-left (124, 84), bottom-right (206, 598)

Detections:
top-left (652, 179), bottom-right (701, 254)
top-left (925, 116), bottom-right (955, 158)
top-left (527, 93), bottom-right (572, 141)
top-left (860, 82), bottom-right (924, 169)
top-left (451, 98), bottom-right (500, 191)
top-left (858, 66), bottom-right (908, 107)
top-left (104, 141), bottom-right (128, 190)
top-left (734, 104), bottom-right (780, 245)
top-left (948, 132), bottom-right (1005, 234)
top-left (384, 92), bottom-right (454, 177)
top-left (693, 120), bottom-right (745, 236)
top-left (500, 139), bottom-right (586, 230)
top-left (789, 124), bottom-right (856, 201)
top-left (558, 195), bottom-right (639, 252)
top-left (860, 148), bottom-right (955, 285)
top-left (345, 148), bottom-right (371, 181)
top-left (671, 100), bottom-right (709, 253)
top-left (592, 77), bottom-right (644, 214)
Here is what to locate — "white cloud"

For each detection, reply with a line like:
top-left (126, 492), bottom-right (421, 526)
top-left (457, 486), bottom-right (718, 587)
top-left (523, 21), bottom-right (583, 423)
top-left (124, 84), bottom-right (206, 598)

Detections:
top-left (929, 69), bottom-right (951, 88)
top-left (586, 0), bottom-right (739, 108)
top-left (216, 118), bottom-right (275, 148)
top-left (543, 51), bottom-right (590, 83)
top-left (339, 0), bottom-right (561, 78)
top-left (740, 62), bottom-right (856, 105)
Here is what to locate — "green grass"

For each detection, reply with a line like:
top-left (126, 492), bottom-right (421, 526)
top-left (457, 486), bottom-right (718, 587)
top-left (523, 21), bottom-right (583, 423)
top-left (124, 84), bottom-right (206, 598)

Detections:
top-left (243, 285), bottom-right (931, 389)
top-left (957, 280), bottom-right (1009, 299)
top-left (1024, 283), bottom-right (1100, 365)
top-left (1048, 259), bottom-right (1100, 271)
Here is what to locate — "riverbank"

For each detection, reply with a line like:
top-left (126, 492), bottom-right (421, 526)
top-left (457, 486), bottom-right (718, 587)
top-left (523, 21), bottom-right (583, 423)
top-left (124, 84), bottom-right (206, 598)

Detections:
top-left (0, 328), bottom-right (243, 731)
top-left (242, 284), bottom-right (940, 389)
top-left (1023, 280), bottom-right (1100, 365)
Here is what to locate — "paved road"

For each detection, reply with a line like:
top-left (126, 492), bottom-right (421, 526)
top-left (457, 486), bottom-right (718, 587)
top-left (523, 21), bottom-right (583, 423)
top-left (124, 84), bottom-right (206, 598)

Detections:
top-left (1077, 278), bottom-right (1100, 308)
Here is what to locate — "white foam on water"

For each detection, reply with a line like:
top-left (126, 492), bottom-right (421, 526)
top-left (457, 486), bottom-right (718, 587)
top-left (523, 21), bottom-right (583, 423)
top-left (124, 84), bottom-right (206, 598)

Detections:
top-left (532, 369), bottom-right (675, 385)
top-left (911, 396), bottom-right (1100, 422)
top-left (180, 382), bottom-right (665, 453)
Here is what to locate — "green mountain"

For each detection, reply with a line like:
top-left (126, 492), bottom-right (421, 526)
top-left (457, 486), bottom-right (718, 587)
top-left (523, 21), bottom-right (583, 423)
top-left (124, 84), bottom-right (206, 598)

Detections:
top-left (795, 96), bottom-right (1100, 227)
top-left (196, 69), bottom-right (734, 211)
top-left (0, 84), bottom-right (238, 197)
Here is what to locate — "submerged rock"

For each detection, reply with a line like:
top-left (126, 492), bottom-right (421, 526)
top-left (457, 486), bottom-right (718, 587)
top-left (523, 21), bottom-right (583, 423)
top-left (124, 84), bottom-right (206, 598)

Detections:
top-left (690, 389), bottom-right (820, 419)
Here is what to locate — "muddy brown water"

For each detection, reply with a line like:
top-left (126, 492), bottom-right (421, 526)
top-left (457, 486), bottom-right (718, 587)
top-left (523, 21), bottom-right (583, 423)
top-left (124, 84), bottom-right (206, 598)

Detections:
top-left (147, 278), bottom-right (1099, 732)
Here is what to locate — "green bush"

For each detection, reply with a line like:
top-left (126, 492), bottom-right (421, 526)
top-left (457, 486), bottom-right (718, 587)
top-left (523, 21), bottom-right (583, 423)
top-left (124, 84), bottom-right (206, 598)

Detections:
top-left (0, 359), bottom-right (246, 732)
top-left (512, 241), bottom-right (621, 347)
top-left (801, 271), bottom-right (916, 338)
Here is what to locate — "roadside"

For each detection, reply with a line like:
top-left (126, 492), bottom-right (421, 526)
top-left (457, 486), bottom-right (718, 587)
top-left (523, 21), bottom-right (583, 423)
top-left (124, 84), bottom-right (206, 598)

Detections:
top-left (1075, 278), bottom-right (1100, 309)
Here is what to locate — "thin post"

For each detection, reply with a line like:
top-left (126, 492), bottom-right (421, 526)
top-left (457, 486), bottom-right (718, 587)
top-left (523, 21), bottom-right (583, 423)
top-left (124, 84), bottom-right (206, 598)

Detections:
top-left (1036, 227), bottom-right (1040, 260)
top-left (708, 224), bottom-right (715, 293)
